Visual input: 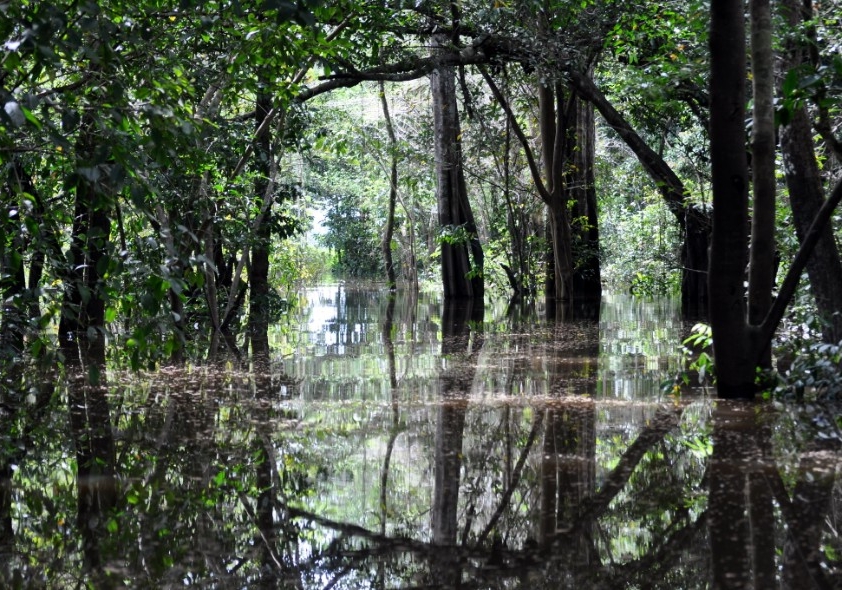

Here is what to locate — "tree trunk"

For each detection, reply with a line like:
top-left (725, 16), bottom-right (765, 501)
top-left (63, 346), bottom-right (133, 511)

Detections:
top-left (708, 0), bottom-right (754, 397)
top-left (58, 122), bottom-right (112, 372)
top-left (569, 93), bottom-right (602, 304)
top-left (379, 81), bottom-right (399, 291)
top-left (748, 0), bottom-right (777, 355)
top-left (249, 86), bottom-right (273, 357)
top-left (566, 71), bottom-right (710, 316)
top-left (540, 83), bottom-right (575, 306)
top-left (479, 67), bottom-right (596, 311)
top-left (430, 36), bottom-right (483, 300)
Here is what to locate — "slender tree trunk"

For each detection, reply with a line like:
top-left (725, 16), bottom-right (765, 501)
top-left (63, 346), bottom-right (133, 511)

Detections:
top-left (748, 0), bottom-right (777, 371)
top-left (1, 170), bottom-right (27, 360)
top-left (430, 36), bottom-right (483, 300)
top-left (249, 85), bottom-right (273, 357)
top-left (539, 83), bottom-right (575, 306)
top-left (379, 81), bottom-right (398, 291)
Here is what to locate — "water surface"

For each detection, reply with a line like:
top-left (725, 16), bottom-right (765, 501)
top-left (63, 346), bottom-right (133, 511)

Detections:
top-left (1, 285), bottom-right (839, 588)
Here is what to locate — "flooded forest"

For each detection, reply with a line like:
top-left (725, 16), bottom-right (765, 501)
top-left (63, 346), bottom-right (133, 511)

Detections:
top-left (2, 286), bottom-right (841, 587)
top-left (3, 0), bottom-right (842, 588)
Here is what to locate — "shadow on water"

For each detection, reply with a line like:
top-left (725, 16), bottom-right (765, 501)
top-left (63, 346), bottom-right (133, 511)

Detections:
top-left (0, 284), bottom-right (840, 588)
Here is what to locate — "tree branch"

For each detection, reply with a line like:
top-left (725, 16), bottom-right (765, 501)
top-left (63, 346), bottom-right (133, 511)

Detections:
top-left (476, 65), bottom-right (552, 203)
top-left (565, 70), bottom-right (689, 222)
top-left (758, 176), bottom-right (842, 349)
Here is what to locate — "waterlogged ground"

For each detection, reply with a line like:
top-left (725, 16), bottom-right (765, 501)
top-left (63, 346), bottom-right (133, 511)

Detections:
top-left (1, 285), bottom-right (840, 588)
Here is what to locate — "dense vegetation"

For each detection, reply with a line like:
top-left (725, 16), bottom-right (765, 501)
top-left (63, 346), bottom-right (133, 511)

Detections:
top-left (2, 0), bottom-right (842, 397)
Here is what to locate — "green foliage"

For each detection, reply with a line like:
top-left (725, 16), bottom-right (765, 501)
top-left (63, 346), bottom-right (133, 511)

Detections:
top-left (773, 302), bottom-right (842, 400)
top-left (681, 322), bottom-right (714, 387)
top-left (775, 340), bottom-right (842, 400)
top-left (0, 0), bottom-right (349, 366)
top-left (597, 131), bottom-right (682, 296)
top-left (301, 84), bottom-right (438, 284)
top-left (320, 193), bottom-right (383, 278)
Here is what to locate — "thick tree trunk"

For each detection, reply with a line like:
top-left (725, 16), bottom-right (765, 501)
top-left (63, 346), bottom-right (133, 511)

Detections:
top-left (708, 0), bottom-right (754, 397)
top-left (570, 95), bottom-right (602, 303)
top-left (58, 123), bottom-right (112, 373)
top-left (430, 37), bottom-right (484, 300)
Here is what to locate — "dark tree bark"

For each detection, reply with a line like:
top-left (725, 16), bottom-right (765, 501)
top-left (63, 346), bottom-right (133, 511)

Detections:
top-left (479, 68), bottom-right (599, 312)
top-left (570, 95), bottom-right (602, 304)
top-left (58, 121), bottom-right (112, 371)
top-left (541, 82), bottom-right (578, 308)
top-left (707, 0), bottom-right (842, 397)
top-left (249, 85), bottom-right (273, 357)
top-left (431, 36), bottom-right (484, 300)
top-left (708, 0), bottom-right (753, 397)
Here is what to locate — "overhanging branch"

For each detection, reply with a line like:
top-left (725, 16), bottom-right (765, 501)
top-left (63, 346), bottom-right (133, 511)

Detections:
top-left (758, 176), bottom-right (842, 347)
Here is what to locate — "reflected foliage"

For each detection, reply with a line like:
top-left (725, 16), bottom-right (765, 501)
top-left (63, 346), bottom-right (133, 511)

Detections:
top-left (0, 286), bottom-right (839, 587)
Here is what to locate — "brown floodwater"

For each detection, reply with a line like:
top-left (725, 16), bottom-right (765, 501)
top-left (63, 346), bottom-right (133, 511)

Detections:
top-left (0, 284), bottom-right (839, 588)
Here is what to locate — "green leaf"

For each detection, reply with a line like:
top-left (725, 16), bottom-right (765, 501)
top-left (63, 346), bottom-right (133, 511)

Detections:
top-left (781, 68), bottom-right (800, 97)
top-left (19, 104), bottom-right (41, 129)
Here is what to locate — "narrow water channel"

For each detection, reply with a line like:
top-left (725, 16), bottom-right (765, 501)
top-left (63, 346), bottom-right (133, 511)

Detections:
top-left (1, 284), bottom-right (839, 588)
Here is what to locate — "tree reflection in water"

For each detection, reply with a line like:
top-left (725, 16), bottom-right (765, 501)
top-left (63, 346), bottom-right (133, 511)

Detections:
top-left (0, 287), bottom-right (839, 588)
top-left (709, 401), bottom-right (839, 590)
